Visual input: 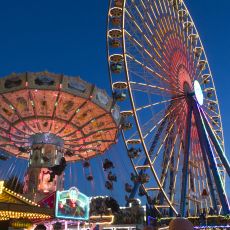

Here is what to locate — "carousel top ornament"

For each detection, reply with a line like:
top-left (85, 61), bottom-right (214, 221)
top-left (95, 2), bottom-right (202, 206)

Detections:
top-left (0, 71), bottom-right (120, 162)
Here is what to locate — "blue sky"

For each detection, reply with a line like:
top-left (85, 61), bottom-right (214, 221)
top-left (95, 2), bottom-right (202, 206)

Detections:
top-left (0, 0), bottom-right (229, 205)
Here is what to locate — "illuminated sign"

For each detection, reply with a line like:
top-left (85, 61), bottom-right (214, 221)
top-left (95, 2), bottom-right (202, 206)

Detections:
top-left (55, 187), bottom-right (89, 220)
top-left (0, 181), bottom-right (4, 194)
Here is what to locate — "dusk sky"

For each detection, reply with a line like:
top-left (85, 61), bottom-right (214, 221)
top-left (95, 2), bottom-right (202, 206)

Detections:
top-left (0, 0), bottom-right (229, 204)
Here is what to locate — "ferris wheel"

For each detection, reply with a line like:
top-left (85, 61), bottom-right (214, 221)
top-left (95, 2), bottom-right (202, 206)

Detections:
top-left (107, 0), bottom-right (230, 216)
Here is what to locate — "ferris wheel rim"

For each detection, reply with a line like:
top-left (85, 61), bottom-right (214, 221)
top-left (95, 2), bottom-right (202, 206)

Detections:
top-left (107, 0), bottom-right (226, 215)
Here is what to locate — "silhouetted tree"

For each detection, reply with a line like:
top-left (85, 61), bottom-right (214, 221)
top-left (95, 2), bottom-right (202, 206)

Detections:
top-left (35, 224), bottom-right (46, 230)
top-left (53, 222), bottom-right (62, 230)
top-left (105, 197), bottom-right (120, 213)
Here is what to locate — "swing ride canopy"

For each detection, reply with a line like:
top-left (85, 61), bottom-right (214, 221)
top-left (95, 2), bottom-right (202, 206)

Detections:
top-left (0, 71), bottom-right (120, 162)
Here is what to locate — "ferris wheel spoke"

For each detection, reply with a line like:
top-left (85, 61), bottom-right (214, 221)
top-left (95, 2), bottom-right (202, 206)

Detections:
top-left (170, 140), bottom-right (183, 204)
top-left (126, 1), bottom-right (154, 37)
top-left (149, 127), bottom-right (176, 167)
top-left (126, 67), bottom-right (176, 95)
top-left (131, 108), bottom-right (169, 140)
top-left (161, 0), bottom-right (170, 15)
top-left (135, 96), bottom-right (184, 112)
top-left (124, 26), bottom-right (165, 66)
top-left (146, 115), bottom-right (169, 157)
top-left (136, 106), bottom-right (172, 143)
top-left (126, 54), bottom-right (178, 88)
top-left (164, 0), bottom-right (175, 18)
top-left (126, 50), bottom-right (176, 90)
top-left (152, 0), bottom-right (162, 16)
top-left (144, 1), bottom-right (157, 27)
top-left (162, 133), bottom-right (175, 206)
top-left (167, 47), bottom-right (192, 81)
top-left (141, 100), bottom-right (185, 140)
top-left (164, 17), bottom-right (184, 50)
top-left (125, 2), bottom-right (188, 84)
top-left (124, 28), bottom-right (176, 81)
top-left (166, 110), bottom-right (187, 201)
top-left (158, 28), bottom-right (192, 80)
top-left (128, 66), bottom-right (179, 95)
top-left (130, 81), bottom-right (179, 95)
top-left (166, 1), bottom-right (184, 40)
top-left (158, 0), bottom-right (168, 16)
top-left (149, 100), bottom-right (187, 207)
top-left (148, 12), bottom-right (185, 69)
top-left (170, 18), bottom-right (194, 75)
top-left (124, 33), bottom-right (177, 88)
top-left (157, 121), bottom-right (183, 189)
top-left (126, 47), bottom-right (180, 92)
top-left (129, 105), bottom-right (167, 141)
top-left (150, 102), bottom-right (186, 165)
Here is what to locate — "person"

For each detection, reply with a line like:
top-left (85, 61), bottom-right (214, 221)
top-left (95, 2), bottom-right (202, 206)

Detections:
top-left (103, 159), bottom-right (114, 170)
top-left (108, 171), bottom-right (117, 181)
top-left (48, 157), bottom-right (67, 182)
top-left (35, 224), bottom-right (46, 230)
top-left (169, 218), bottom-right (193, 230)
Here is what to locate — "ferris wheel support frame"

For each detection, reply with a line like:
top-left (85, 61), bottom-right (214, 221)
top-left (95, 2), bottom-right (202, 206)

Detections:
top-left (180, 101), bottom-right (193, 217)
top-left (192, 99), bottom-right (230, 215)
top-left (200, 109), bottom-right (230, 177)
top-left (194, 118), bottom-right (218, 214)
top-left (126, 94), bottom-right (230, 216)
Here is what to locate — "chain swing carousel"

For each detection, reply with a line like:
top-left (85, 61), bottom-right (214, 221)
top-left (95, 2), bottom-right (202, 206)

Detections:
top-left (0, 71), bottom-right (121, 228)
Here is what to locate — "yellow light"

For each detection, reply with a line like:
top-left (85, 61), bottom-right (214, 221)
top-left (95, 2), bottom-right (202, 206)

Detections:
top-left (0, 181), bottom-right (4, 194)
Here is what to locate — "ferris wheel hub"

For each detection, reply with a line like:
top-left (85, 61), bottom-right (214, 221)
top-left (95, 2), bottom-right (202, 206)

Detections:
top-left (194, 80), bottom-right (204, 105)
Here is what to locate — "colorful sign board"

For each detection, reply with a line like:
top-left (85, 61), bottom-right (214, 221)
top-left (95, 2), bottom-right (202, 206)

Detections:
top-left (55, 187), bottom-right (89, 220)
